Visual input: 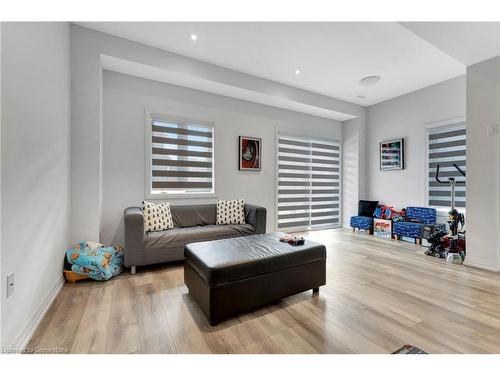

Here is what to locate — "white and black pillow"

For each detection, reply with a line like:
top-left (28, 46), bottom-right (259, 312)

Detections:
top-left (142, 201), bottom-right (174, 232)
top-left (216, 199), bottom-right (245, 225)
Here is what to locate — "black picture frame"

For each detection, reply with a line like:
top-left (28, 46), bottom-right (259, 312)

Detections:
top-left (239, 136), bottom-right (262, 171)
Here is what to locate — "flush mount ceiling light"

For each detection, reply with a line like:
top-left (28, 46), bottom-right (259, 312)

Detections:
top-left (190, 34), bottom-right (198, 42)
top-left (359, 75), bottom-right (381, 86)
top-left (295, 69), bottom-right (301, 75)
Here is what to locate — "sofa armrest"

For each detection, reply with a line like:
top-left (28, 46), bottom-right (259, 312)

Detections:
top-left (245, 204), bottom-right (267, 234)
top-left (124, 206), bottom-right (145, 267)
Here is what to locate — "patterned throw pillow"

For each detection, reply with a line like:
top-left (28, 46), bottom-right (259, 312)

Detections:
top-left (142, 201), bottom-right (174, 232)
top-left (216, 199), bottom-right (246, 225)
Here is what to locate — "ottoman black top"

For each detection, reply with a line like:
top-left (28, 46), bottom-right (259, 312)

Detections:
top-left (184, 232), bottom-right (326, 286)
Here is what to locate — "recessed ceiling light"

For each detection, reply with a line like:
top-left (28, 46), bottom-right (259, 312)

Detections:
top-left (190, 34), bottom-right (198, 42)
top-left (359, 75), bottom-right (381, 86)
top-left (295, 69), bottom-right (301, 75)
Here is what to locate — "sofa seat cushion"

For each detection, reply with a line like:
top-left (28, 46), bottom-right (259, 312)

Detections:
top-left (406, 207), bottom-right (436, 225)
top-left (350, 216), bottom-right (373, 230)
top-left (184, 232), bottom-right (326, 286)
top-left (393, 221), bottom-right (423, 238)
top-left (144, 224), bottom-right (255, 249)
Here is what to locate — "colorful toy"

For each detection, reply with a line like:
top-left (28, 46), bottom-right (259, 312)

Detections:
top-left (422, 225), bottom-right (448, 258)
top-left (374, 205), bottom-right (405, 221)
top-left (279, 235), bottom-right (305, 246)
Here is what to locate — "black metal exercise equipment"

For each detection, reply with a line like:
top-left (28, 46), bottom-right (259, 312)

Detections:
top-left (435, 163), bottom-right (466, 236)
top-left (424, 163), bottom-right (466, 259)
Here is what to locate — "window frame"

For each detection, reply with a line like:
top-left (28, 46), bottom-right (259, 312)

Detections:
top-left (144, 109), bottom-right (216, 200)
top-left (424, 117), bottom-right (466, 214)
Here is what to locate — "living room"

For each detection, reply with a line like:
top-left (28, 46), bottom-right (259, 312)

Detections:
top-left (1, 0), bottom-right (500, 372)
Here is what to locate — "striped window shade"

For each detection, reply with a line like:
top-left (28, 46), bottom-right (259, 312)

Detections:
top-left (149, 116), bottom-right (214, 196)
top-left (277, 133), bottom-right (341, 232)
top-left (428, 123), bottom-right (466, 208)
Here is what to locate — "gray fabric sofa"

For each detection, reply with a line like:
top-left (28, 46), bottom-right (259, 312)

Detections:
top-left (124, 203), bottom-right (266, 272)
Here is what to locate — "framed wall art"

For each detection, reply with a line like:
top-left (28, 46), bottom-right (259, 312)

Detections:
top-left (380, 138), bottom-right (404, 171)
top-left (239, 136), bottom-right (261, 171)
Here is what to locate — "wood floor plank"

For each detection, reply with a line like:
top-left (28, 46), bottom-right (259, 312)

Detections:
top-left (135, 281), bottom-right (176, 353)
top-left (28, 229), bottom-right (500, 354)
top-left (265, 326), bottom-right (318, 354)
top-left (244, 336), bottom-right (285, 354)
top-left (32, 283), bottom-right (91, 353)
top-left (106, 277), bottom-right (141, 353)
top-left (217, 319), bottom-right (268, 352)
top-left (282, 295), bottom-right (387, 353)
top-left (155, 270), bottom-right (215, 353)
top-left (251, 304), bottom-right (298, 336)
top-left (70, 281), bottom-right (114, 353)
top-left (28, 283), bottom-right (70, 350)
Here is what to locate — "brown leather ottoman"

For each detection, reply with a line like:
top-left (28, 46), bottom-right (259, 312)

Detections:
top-left (184, 232), bottom-right (326, 325)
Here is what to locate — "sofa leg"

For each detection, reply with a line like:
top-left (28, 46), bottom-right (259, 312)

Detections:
top-left (130, 266), bottom-right (137, 275)
top-left (352, 227), bottom-right (356, 232)
top-left (312, 287), bottom-right (319, 294)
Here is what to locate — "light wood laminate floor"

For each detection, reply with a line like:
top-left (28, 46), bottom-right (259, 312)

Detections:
top-left (29, 229), bottom-right (500, 354)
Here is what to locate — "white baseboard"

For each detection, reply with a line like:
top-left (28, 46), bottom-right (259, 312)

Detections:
top-left (464, 260), bottom-right (499, 273)
top-left (9, 276), bottom-right (65, 351)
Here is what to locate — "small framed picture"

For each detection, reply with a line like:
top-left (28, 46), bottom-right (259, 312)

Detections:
top-left (380, 138), bottom-right (404, 171)
top-left (239, 136), bottom-right (261, 171)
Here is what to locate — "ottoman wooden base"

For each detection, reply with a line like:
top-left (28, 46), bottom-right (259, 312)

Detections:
top-left (184, 258), bottom-right (326, 325)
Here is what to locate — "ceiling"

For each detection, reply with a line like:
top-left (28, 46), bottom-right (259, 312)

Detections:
top-left (101, 55), bottom-right (357, 121)
top-left (401, 22), bottom-right (500, 67)
top-left (79, 22), bottom-right (498, 106)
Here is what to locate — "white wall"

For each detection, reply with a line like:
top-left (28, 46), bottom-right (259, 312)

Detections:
top-left (0, 22), bottom-right (3, 348)
top-left (1, 23), bottom-right (71, 348)
top-left (102, 71), bottom-right (342, 246)
top-left (70, 25), bottom-right (364, 244)
top-left (365, 76), bottom-right (466, 209)
top-left (341, 115), bottom-right (367, 227)
top-left (465, 56), bottom-right (500, 271)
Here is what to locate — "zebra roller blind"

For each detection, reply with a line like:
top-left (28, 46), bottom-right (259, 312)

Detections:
top-left (149, 115), bottom-right (214, 195)
top-left (428, 123), bottom-right (466, 208)
top-left (277, 133), bottom-right (341, 231)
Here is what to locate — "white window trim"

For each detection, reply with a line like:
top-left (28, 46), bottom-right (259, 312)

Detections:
top-left (274, 128), bottom-right (343, 232)
top-left (424, 116), bottom-right (466, 215)
top-left (144, 108), bottom-right (216, 200)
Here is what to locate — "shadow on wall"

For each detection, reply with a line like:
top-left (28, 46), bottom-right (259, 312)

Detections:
top-left (342, 134), bottom-right (359, 227)
top-left (111, 220), bottom-right (126, 248)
